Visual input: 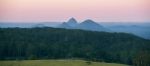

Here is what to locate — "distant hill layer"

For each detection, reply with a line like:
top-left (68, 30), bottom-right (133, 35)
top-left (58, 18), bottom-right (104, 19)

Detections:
top-left (0, 27), bottom-right (150, 65)
top-left (0, 19), bottom-right (150, 39)
top-left (58, 18), bottom-right (110, 32)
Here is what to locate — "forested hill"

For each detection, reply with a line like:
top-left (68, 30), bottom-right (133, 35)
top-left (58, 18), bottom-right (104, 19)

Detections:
top-left (0, 27), bottom-right (150, 65)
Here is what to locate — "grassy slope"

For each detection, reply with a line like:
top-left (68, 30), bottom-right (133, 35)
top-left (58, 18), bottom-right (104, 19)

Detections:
top-left (0, 60), bottom-right (129, 66)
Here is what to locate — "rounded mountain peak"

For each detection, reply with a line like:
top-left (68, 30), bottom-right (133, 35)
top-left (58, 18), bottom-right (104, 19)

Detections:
top-left (84, 19), bottom-right (94, 22)
top-left (81, 19), bottom-right (98, 25)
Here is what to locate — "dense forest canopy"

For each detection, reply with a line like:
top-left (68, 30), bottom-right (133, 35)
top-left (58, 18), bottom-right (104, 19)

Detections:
top-left (0, 27), bottom-right (150, 65)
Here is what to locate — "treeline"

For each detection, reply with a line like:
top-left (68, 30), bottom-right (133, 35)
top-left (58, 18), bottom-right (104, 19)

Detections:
top-left (0, 27), bottom-right (150, 66)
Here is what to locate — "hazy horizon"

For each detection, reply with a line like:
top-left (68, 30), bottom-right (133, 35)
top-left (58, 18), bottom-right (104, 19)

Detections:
top-left (0, 18), bottom-right (150, 23)
top-left (1, 0), bottom-right (150, 23)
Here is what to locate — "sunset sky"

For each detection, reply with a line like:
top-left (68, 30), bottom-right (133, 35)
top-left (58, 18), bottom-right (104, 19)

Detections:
top-left (0, 0), bottom-right (150, 22)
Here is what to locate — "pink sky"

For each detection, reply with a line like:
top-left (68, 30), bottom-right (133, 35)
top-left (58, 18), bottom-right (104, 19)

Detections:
top-left (0, 0), bottom-right (150, 22)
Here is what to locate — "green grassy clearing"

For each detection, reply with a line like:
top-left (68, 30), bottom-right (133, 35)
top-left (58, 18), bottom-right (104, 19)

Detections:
top-left (0, 60), bottom-right (129, 66)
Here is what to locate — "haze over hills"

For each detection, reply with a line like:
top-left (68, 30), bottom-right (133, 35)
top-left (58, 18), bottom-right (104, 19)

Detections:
top-left (0, 22), bottom-right (61, 28)
top-left (1, 0), bottom-right (149, 66)
top-left (0, 19), bottom-right (150, 66)
top-left (100, 22), bottom-right (150, 39)
top-left (57, 18), bottom-right (150, 39)
top-left (58, 18), bottom-right (110, 32)
top-left (0, 18), bottom-right (150, 39)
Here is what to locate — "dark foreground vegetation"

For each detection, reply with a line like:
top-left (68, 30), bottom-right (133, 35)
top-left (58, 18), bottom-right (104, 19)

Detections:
top-left (0, 27), bottom-right (150, 66)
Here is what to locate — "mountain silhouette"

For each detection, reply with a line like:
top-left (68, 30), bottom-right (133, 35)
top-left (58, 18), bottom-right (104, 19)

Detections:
top-left (57, 18), bottom-right (110, 32)
top-left (76, 19), bottom-right (109, 31)
top-left (67, 18), bottom-right (78, 27)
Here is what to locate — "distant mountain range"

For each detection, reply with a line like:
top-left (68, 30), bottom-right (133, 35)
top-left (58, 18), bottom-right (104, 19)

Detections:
top-left (0, 18), bottom-right (150, 39)
top-left (57, 18), bottom-right (110, 32)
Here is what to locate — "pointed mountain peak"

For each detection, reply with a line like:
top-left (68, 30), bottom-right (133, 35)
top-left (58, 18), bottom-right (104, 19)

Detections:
top-left (67, 18), bottom-right (77, 23)
top-left (70, 17), bottom-right (76, 20)
top-left (66, 18), bottom-right (78, 27)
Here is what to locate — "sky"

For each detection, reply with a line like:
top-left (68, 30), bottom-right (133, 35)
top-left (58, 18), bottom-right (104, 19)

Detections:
top-left (0, 0), bottom-right (150, 22)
